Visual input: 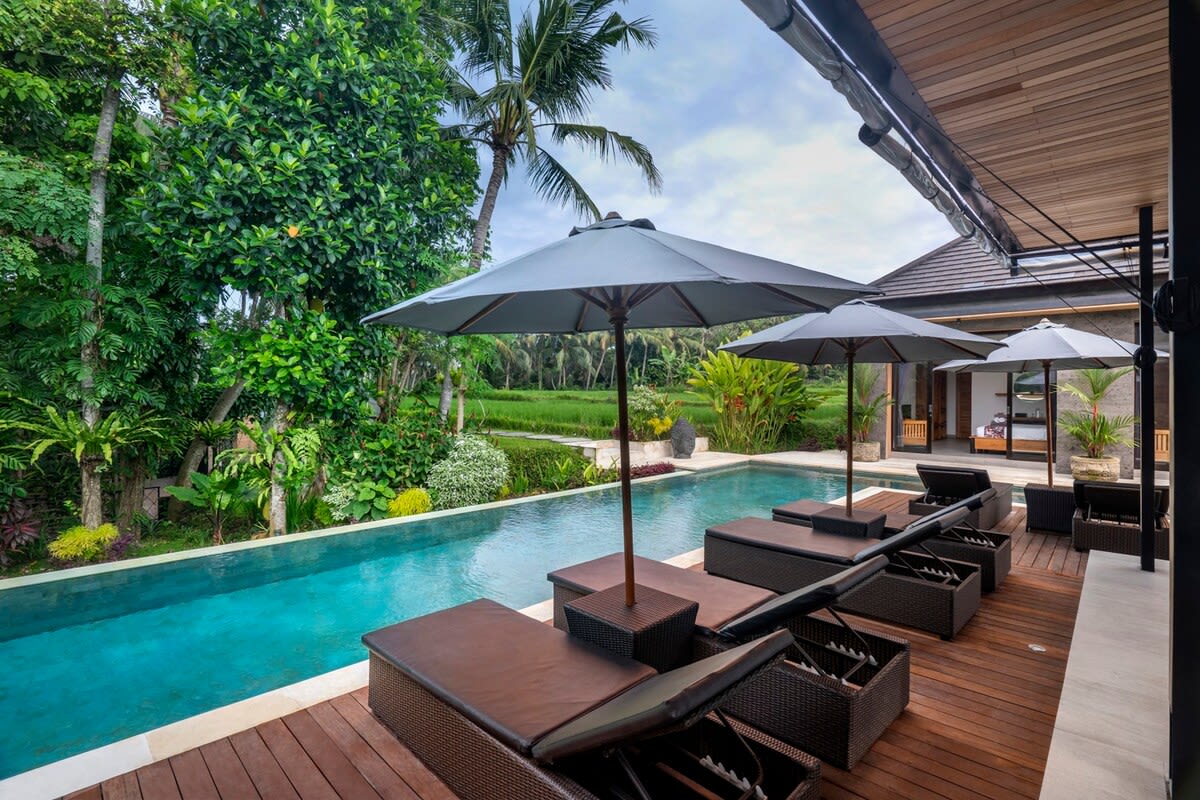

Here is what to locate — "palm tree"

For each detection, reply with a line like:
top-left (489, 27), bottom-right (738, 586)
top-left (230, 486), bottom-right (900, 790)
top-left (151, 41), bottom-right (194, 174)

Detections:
top-left (443, 0), bottom-right (663, 270)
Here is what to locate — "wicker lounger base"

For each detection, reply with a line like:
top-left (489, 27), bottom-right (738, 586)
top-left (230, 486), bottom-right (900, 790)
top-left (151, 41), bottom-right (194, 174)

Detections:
top-left (920, 532), bottom-right (1012, 592)
top-left (1072, 518), bottom-right (1170, 560)
top-left (368, 653), bottom-right (821, 800)
top-left (554, 586), bottom-right (909, 770)
top-left (705, 537), bottom-right (982, 640)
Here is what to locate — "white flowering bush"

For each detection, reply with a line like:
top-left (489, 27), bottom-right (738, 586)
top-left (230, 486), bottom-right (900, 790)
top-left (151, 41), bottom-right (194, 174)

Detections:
top-left (322, 483), bottom-right (357, 522)
top-left (427, 435), bottom-right (510, 510)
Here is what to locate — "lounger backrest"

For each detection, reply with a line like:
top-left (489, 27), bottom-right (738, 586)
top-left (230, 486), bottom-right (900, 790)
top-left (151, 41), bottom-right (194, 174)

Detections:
top-left (853, 508), bottom-right (968, 563)
top-left (1083, 483), bottom-right (1140, 521)
top-left (530, 629), bottom-right (792, 763)
top-left (917, 464), bottom-right (992, 500)
top-left (715, 556), bottom-right (889, 641)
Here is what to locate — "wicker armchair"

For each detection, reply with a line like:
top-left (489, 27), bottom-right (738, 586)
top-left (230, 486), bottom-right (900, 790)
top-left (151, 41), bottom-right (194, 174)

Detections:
top-left (1071, 482), bottom-right (1170, 559)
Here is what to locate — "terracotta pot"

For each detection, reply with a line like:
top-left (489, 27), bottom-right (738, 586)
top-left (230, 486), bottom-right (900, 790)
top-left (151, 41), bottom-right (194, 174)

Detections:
top-left (852, 441), bottom-right (881, 462)
top-left (1069, 455), bottom-right (1120, 482)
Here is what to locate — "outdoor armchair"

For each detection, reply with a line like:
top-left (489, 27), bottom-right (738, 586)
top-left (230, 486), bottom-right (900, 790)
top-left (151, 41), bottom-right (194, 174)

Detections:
top-left (548, 554), bottom-right (909, 768)
top-left (363, 599), bottom-right (819, 800)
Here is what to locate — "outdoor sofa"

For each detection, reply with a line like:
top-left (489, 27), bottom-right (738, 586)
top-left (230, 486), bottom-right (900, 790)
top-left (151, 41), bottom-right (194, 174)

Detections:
top-left (706, 507), bottom-right (981, 639)
top-left (363, 599), bottom-right (820, 800)
top-left (1072, 481), bottom-right (1170, 560)
top-left (907, 464), bottom-right (1013, 529)
top-left (548, 554), bottom-right (909, 768)
top-left (774, 491), bottom-right (1012, 592)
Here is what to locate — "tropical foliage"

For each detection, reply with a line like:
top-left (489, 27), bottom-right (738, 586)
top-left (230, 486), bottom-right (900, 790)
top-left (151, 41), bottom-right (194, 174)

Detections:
top-left (851, 364), bottom-right (892, 443)
top-left (687, 348), bottom-right (813, 453)
top-left (388, 488), bottom-right (433, 518)
top-left (47, 523), bottom-right (120, 563)
top-left (1058, 368), bottom-right (1136, 458)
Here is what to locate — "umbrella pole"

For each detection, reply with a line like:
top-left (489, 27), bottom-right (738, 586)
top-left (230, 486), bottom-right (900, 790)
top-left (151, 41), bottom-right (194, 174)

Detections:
top-left (1044, 361), bottom-right (1054, 488)
top-left (612, 314), bottom-right (637, 607)
top-left (846, 350), bottom-right (855, 516)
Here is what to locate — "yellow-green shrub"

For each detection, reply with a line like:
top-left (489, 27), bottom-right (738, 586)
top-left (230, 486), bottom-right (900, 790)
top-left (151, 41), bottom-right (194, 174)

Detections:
top-left (387, 488), bottom-right (432, 518)
top-left (48, 524), bottom-right (119, 562)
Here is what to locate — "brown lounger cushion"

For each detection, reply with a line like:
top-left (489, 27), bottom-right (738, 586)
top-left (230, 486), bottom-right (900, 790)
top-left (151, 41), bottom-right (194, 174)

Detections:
top-left (547, 553), bottom-right (775, 632)
top-left (705, 517), bottom-right (870, 564)
top-left (363, 599), bottom-right (655, 754)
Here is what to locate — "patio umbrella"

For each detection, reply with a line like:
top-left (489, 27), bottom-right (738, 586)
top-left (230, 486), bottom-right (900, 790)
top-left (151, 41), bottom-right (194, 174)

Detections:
top-left (721, 300), bottom-right (1005, 514)
top-left (364, 215), bottom-right (880, 605)
top-left (936, 319), bottom-right (1166, 488)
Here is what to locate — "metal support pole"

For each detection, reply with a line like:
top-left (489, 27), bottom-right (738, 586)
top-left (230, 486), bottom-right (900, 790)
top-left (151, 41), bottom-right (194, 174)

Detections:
top-left (846, 349), bottom-right (855, 515)
top-left (1170, 1), bottom-right (1200, 791)
top-left (1043, 362), bottom-right (1054, 488)
top-left (1139, 204), bottom-right (1157, 573)
top-left (612, 313), bottom-right (637, 607)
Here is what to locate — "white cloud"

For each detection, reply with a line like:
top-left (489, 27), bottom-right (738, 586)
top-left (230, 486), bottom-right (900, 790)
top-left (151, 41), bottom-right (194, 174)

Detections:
top-left (479, 0), bottom-right (959, 284)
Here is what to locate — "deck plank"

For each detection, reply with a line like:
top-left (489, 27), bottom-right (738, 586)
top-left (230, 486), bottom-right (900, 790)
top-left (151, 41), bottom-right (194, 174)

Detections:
top-left (72, 492), bottom-right (1083, 800)
top-left (168, 751), bottom-right (220, 800)
top-left (134, 761), bottom-right (181, 800)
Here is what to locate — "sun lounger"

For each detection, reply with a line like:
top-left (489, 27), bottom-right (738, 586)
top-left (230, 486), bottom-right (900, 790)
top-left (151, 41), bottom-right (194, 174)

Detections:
top-left (363, 599), bottom-right (819, 800)
top-left (775, 491), bottom-right (1012, 591)
top-left (1072, 481), bottom-right (1170, 559)
top-left (908, 464), bottom-right (1013, 528)
top-left (706, 508), bottom-right (981, 639)
top-left (548, 554), bottom-right (909, 768)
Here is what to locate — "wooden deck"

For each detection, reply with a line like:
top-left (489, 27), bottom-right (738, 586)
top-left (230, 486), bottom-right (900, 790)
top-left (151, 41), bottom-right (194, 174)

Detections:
top-left (66, 492), bottom-right (1084, 800)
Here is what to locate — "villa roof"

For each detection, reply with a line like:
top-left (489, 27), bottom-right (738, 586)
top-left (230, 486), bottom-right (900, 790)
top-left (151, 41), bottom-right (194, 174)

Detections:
top-left (871, 237), bottom-right (1168, 319)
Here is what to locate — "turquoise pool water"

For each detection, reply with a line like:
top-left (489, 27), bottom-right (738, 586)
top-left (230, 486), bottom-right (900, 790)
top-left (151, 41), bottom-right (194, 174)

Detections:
top-left (0, 464), bottom-right (921, 778)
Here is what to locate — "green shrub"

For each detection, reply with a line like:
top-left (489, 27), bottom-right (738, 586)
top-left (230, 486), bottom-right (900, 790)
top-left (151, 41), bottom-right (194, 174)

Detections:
top-left (325, 407), bottom-right (452, 490)
top-left (388, 488), bottom-right (432, 517)
top-left (785, 418), bottom-right (843, 451)
top-left (48, 524), bottom-right (119, 562)
top-left (427, 435), bottom-right (510, 510)
top-left (493, 438), bottom-right (591, 495)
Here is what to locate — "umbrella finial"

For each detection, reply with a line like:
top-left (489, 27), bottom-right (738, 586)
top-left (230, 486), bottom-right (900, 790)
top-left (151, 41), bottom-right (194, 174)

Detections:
top-left (604, 211), bottom-right (623, 220)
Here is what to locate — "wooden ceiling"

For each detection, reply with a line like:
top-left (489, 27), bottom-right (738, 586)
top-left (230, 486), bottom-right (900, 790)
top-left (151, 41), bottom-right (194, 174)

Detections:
top-left (856, 0), bottom-right (1168, 251)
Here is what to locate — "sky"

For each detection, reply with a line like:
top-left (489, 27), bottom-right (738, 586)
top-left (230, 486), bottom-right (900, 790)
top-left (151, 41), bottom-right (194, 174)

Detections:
top-left (476, 0), bottom-right (958, 285)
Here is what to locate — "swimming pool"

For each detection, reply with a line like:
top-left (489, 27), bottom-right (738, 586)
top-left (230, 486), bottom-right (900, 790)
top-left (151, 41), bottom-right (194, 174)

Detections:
top-left (0, 464), bottom-right (921, 778)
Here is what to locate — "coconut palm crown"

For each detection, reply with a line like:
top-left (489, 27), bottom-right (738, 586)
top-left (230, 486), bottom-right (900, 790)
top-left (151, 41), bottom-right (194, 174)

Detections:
top-left (441, 0), bottom-right (663, 269)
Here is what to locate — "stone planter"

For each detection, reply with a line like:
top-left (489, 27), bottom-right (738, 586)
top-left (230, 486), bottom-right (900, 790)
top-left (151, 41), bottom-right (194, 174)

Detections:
top-left (1070, 455), bottom-right (1121, 482)
top-left (852, 441), bottom-right (881, 462)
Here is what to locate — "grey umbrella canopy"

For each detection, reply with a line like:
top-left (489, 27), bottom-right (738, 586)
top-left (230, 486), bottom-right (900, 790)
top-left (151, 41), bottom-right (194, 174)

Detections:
top-left (365, 215), bottom-right (880, 606)
top-left (722, 300), bottom-right (1005, 514)
top-left (937, 319), bottom-right (1167, 487)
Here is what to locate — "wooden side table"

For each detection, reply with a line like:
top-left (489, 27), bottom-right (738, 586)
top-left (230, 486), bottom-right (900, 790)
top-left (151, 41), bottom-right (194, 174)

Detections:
top-left (810, 508), bottom-right (887, 538)
top-left (564, 584), bottom-right (698, 673)
top-left (774, 499), bottom-right (917, 534)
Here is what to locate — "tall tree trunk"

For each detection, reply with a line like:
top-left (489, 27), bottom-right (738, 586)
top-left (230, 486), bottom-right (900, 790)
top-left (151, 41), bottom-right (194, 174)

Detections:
top-left (438, 361), bottom-right (455, 421)
top-left (456, 365), bottom-right (467, 433)
top-left (167, 379), bottom-right (246, 521)
top-left (268, 402), bottom-right (289, 537)
top-left (79, 73), bottom-right (122, 530)
top-left (469, 145), bottom-right (510, 270)
top-left (115, 454), bottom-right (148, 538)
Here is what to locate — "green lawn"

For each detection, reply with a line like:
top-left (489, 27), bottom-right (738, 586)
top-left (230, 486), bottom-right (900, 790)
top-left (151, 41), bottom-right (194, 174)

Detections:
top-left (457, 388), bottom-right (719, 438)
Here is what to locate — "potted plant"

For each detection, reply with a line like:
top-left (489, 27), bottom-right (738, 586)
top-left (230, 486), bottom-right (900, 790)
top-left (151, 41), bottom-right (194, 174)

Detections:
top-left (1058, 367), bottom-right (1135, 481)
top-left (851, 365), bottom-right (892, 462)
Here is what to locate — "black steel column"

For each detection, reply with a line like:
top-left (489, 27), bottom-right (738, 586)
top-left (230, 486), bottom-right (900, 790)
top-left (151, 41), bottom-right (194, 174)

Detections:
top-left (1170, 1), bottom-right (1200, 793)
top-left (1139, 206), bottom-right (1157, 573)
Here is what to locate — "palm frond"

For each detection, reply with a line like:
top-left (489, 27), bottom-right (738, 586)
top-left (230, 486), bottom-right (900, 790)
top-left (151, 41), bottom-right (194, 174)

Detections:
top-left (547, 122), bottom-right (662, 192)
top-left (526, 147), bottom-right (600, 221)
